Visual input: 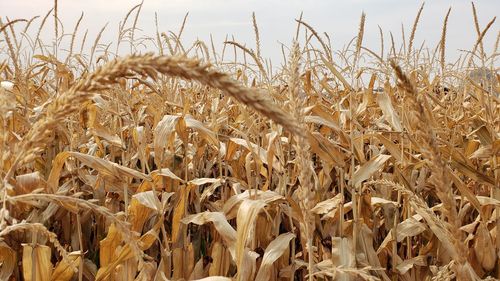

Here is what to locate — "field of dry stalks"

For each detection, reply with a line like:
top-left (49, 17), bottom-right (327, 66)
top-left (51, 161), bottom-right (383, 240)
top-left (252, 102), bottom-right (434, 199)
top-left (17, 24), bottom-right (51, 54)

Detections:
top-left (0, 2), bottom-right (499, 281)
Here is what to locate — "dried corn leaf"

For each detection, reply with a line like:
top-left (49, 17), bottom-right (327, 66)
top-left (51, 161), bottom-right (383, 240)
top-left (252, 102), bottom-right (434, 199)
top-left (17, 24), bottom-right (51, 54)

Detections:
top-left (351, 154), bottom-right (391, 187)
top-left (447, 168), bottom-right (483, 216)
top-left (22, 244), bottom-right (53, 281)
top-left (331, 237), bottom-right (355, 281)
top-left (395, 217), bottom-right (426, 242)
top-left (96, 222), bottom-right (160, 281)
top-left (129, 182), bottom-right (159, 232)
top-left (200, 179), bottom-right (223, 201)
top-left (255, 232), bottom-right (295, 280)
top-left (132, 190), bottom-right (162, 212)
top-left (440, 147), bottom-right (494, 186)
top-left (135, 261), bottom-right (157, 281)
top-left (47, 151), bottom-right (150, 193)
top-left (50, 251), bottom-right (81, 281)
top-left (185, 115), bottom-right (220, 147)
top-left (368, 134), bottom-right (408, 164)
top-left (378, 216), bottom-right (426, 252)
top-left (396, 255), bottom-right (426, 274)
top-left (15, 171), bottom-right (46, 194)
top-left (229, 138), bottom-right (283, 172)
top-left (314, 259), bottom-right (380, 280)
top-left (356, 224), bottom-right (390, 281)
top-left (189, 178), bottom-right (220, 186)
top-left (69, 152), bottom-right (150, 180)
top-left (376, 91), bottom-right (402, 132)
top-left (183, 211), bottom-right (258, 279)
top-left (189, 258), bottom-right (207, 280)
top-left (99, 224), bottom-right (122, 271)
top-left (208, 242), bottom-right (231, 277)
top-left (304, 115), bottom-right (342, 133)
top-left (152, 168), bottom-right (184, 182)
top-left (91, 122), bottom-right (124, 148)
top-left (370, 197), bottom-right (398, 207)
top-left (469, 123), bottom-right (493, 146)
top-left (171, 183), bottom-right (188, 281)
top-left (223, 190), bottom-right (284, 219)
top-left (307, 132), bottom-right (346, 167)
top-left (182, 211), bottom-right (237, 258)
top-left (236, 199), bottom-right (267, 280)
top-left (321, 55), bottom-right (353, 91)
top-left (265, 131), bottom-right (279, 190)
top-left (0, 242), bottom-right (16, 280)
top-left (474, 222), bottom-right (496, 271)
top-left (153, 115), bottom-right (182, 167)
top-left (469, 145), bottom-right (491, 159)
top-left (311, 193), bottom-right (342, 215)
top-left (408, 200), bottom-right (459, 261)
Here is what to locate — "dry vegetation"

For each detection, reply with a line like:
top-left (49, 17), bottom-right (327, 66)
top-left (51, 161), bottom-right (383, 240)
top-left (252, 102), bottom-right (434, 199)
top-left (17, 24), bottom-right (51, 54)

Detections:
top-left (0, 2), bottom-right (499, 281)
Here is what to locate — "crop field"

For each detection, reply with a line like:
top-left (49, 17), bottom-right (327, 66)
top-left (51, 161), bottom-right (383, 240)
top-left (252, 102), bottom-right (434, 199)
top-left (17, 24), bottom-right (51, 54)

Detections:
top-left (0, 2), bottom-right (499, 281)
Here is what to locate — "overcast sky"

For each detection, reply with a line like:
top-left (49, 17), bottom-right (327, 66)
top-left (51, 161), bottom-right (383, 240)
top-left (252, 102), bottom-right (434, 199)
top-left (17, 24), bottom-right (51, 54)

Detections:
top-left (2, 0), bottom-right (499, 65)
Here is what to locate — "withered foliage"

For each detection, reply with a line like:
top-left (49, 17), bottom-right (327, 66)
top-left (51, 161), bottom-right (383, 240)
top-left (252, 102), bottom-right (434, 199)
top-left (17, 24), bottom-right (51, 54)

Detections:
top-left (0, 3), bottom-right (499, 281)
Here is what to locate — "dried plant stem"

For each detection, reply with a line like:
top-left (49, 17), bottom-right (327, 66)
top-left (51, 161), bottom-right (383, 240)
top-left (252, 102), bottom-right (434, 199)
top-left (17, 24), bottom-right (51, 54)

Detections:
top-left (296, 19), bottom-right (332, 62)
top-left (0, 18), bottom-right (27, 34)
top-left (286, 41), bottom-right (314, 281)
top-left (252, 12), bottom-right (261, 60)
top-left (34, 8), bottom-right (54, 53)
top-left (439, 8), bottom-right (451, 74)
top-left (130, 0), bottom-right (144, 54)
top-left (0, 18), bottom-right (25, 76)
top-left (224, 41), bottom-right (269, 82)
top-left (408, 3), bottom-right (424, 59)
top-left (466, 16), bottom-right (496, 70)
top-left (378, 25), bottom-right (384, 60)
top-left (174, 12), bottom-right (189, 54)
top-left (471, 2), bottom-right (485, 61)
top-left (116, 2), bottom-right (142, 55)
top-left (66, 12), bottom-right (84, 64)
top-left (53, 0), bottom-right (58, 53)
top-left (353, 12), bottom-right (366, 71)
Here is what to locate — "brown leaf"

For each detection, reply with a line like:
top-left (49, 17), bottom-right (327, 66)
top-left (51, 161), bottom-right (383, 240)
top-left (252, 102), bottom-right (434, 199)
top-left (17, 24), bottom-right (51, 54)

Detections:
top-left (307, 132), bottom-right (346, 167)
top-left (153, 115), bottom-right (182, 167)
top-left (182, 211), bottom-right (237, 259)
top-left (395, 255), bottom-right (426, 274)
top-left (223, 190), bottom-right (284, 220)
top-left (15, 171), bottom-right (46, 194)
top-left (351, 154), bottom-right (391, 187)
top-left (331, 237), bottom-right (355, 280)
top-left (132, 190), bottom-right (162, 212)
top-left (255, 233), bottom-right (295, 280)
top-left (474, 222), bottom-right (496, 271)
top-left (152, 168), bottom-right (184, 183)
top-left (236, 199), bottom-right (267, 281)
top-left (22, 244), bottom-right (53, 281)
top-left (311, 194), bottom-right (342, 215)
top-left (0, 242), bottom-right (16, 280)
top-left (50, 251), bottom-right (81, 281)
top-left (376, 91), bottom-right (403, 132)
top-left (229, 138), bottom-right (283, 173)
top-left (185, 115), bottom-right (220, 148)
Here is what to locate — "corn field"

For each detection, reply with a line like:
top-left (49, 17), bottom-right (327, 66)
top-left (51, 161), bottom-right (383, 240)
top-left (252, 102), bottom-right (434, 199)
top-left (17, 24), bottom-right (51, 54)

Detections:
top-left (0, 2), bottom-right (499, 281)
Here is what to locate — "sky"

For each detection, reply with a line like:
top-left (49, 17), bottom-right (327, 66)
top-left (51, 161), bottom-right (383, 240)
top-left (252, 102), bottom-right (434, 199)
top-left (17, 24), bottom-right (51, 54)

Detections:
top-left (2, 0), bottom-right (499, 66)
